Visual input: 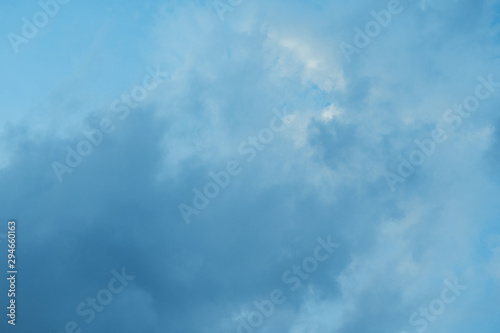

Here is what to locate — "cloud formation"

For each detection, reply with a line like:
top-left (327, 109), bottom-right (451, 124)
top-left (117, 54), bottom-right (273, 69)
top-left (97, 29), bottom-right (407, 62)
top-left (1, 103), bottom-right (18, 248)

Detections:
top-left (1, 0), bottom-right (500, 332)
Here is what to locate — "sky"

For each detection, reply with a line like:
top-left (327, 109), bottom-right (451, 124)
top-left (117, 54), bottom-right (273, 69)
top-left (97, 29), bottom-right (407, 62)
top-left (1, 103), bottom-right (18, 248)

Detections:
top-left (1, 0), bottom-right (500, 332)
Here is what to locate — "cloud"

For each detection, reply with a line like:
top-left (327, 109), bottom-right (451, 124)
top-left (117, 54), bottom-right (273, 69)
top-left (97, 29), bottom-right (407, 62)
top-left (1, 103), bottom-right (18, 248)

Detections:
top-left (1, 0), bottom-right (500, 332)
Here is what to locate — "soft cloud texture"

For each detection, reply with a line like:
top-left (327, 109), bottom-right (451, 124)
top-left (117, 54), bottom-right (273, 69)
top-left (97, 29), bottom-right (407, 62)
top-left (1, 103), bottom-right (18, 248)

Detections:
top-left (1, 0), bottom-right (500, 332)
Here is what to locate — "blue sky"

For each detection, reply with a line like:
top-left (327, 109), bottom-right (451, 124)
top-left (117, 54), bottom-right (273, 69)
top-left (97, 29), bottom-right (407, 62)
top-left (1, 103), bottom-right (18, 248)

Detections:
top-left (1, 0), bottom-right (500, 332)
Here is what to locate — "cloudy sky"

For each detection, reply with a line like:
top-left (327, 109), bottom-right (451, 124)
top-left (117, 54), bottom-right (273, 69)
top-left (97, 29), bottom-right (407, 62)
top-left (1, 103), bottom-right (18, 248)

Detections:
top-left (1, 0), bottom-right (500, 332)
